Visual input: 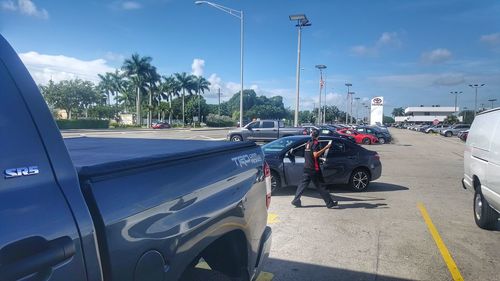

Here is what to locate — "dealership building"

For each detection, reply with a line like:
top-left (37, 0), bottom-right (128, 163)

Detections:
top-left (394, 106), bottom-right (461, 123)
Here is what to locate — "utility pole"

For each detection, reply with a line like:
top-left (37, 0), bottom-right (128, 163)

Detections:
top-left (349, 92), bottom-right (355, 125)
top-left (450, 91), bottom-right (462, 114)
top-left (355, 97), bottom-right (360, 124)
top-left (218, 88), bottom-right (221, 116)
top-left (469, 83), bottom-right (485, 117)
top-left (315, 65), bottom-right (327, 125)
top-left (323, 80), bottom-right (327, 124)
top-left (345, 83), bottom-right (352, 124)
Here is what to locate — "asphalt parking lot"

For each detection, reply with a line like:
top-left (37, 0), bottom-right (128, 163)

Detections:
top-left (62, 128), bottom-right (500, 281)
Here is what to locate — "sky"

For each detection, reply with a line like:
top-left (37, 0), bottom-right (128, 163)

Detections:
top-left (1, 0), bottom-right (499, 118)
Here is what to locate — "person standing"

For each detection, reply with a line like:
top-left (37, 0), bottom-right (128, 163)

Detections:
top-left (291, 129), bottom-right (338, 208)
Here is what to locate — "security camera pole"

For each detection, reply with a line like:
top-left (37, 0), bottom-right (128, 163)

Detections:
top-left (290, 14), bottom-right (311, 127)
top-left (345, 83), bottom-right (352, 124)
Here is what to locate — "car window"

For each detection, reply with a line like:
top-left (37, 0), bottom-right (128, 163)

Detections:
top-left (262, 138), bottom-right (296, 153)
top-left (357, 128), bottom-right (365, 132)
top-left (321, 129), bottom-right (330, 135)
top-left (246, 122), bottom-right (259, 129)
top-left (261, 121), bottom-right (274, 128)
top-left (291, 144), bottom-right (306, 157)
top-left (329, 140), bottom-right (345, 152)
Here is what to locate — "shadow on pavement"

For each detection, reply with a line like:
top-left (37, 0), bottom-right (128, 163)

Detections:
top-left (264, 258), bottom-right (413, 281)
top-left (332, 182), bottom-right (409, 193)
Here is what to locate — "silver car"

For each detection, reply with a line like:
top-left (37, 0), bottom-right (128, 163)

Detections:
top-left (440, 124), bottom-right (470, 137)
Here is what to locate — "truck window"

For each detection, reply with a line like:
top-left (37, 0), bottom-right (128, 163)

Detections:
top-left (247, 121), bottom-right (259, 129)
top-left (278, 121), bottom-right (285, 128)
top-left (262, 121), bottom-right (274, 128)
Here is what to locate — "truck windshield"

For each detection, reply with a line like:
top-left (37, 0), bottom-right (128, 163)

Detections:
top-left (262, 138), bottom-right (296, 153)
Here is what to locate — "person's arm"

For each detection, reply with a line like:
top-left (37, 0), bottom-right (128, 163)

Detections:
top-left (313, 143), bottom-right (331, 158)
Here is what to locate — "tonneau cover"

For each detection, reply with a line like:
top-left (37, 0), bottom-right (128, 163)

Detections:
top-left (65, 137), bottom-right (257, 178)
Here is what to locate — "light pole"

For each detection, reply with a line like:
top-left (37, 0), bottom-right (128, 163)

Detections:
top-left (450, 91), bottom-right (462, 114)
top-left (463, 106), bottom-right (467, 123)
top-left (349, 92), bottom-right (355, 124)
top-left (354, 97), bottom-right (360, 124)
top-left (290, 14), bottom-right (311, 127)
top-left (195, 1), bottom-right (244, 127)
top-left (488, 98), bottom-right (497, 109)
top-left (315, 64), bottom-right (327, 125)
top-left (468, 83), bottom-right (485, 117)
top-left (345, 83), bottom-right (352, 124)
top-left (365, 105), bottom-right (369, 124)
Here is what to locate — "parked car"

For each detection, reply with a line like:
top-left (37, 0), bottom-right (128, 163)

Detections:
top-left (441, 124), bottom-right (471, 137)
top-left (418, 125), bottom-right (432, 132)
top-left (355, 126), bottom-right (392, 144)
top-left (303, 125), bottom-right (356, 143)
top-left (337, 129), bottom-right (379, 145)
top-left (463, 108), bottom-right (500, 230)
top-left (0, 35), bottom-right (272, 281)
top-left (458, 130), bottom-right (469, 142)
top-left (227, 120), bottom-right (306, 142)
top-left (425, 124), bottom-right (448, 134)
top-left (262, 136), bottom-right (382, 192)
top-left (152, 121), bottom-right (171, 129)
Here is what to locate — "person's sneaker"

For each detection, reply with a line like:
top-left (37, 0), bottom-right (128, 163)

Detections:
top-left (327, 201), bottom-right (338, 209)
top-left (291, 199), bottom-right (302, 207)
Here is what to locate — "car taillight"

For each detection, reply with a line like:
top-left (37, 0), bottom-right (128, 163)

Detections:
top-left (264, 162), bottom-right (271, 209)
top-left (373, 153), bottom-right (380, 161)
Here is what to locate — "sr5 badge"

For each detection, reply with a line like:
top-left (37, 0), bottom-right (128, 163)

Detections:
top-left (4, 166), bottom-right (39, 179)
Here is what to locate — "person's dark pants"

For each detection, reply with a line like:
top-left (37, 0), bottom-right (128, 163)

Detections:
top-left (293, 170), bottom-right (334, 205)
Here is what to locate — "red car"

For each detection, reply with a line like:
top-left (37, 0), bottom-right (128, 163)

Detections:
top-left (152, 122), bottom-right (171, 129)
top-left (337, 129), bottom-right (378, 145)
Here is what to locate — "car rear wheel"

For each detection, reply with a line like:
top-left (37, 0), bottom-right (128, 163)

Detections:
top-left (230, 135), bottom-right (243, 142)
top-left (378, 137), bottom-right (386, 144)
top-left (271, 171), bottom-right (281, 193)
top-left (445, 131), bottom-right (452, 137)
top-left (362, 138), bottom-right (371, 145)
top-left (474, 188), bottom-right (499, 230)
top-left (349, 169), bottom-right (370, 192)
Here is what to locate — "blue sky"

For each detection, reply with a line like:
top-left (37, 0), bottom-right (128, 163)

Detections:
top-left (1, 0), bottom-right (499, 116)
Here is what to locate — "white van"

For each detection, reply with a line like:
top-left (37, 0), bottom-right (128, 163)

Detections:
top-left (463, 108), bottom-right (500, 229)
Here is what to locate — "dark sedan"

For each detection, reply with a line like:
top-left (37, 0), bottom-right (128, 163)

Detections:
top-left (263, 136), bottom-right (382, 192)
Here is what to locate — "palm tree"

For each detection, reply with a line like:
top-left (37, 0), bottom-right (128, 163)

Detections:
top-left (160, 75), bottom-right (181, 124)
top-left (110, 69), bottom-right (125, 105)
top-left (144, 66), bottom-right (160, 127)
top-left (122, 53), bottom-right (153, 126)
top-left (97, 72), bottom-right (114, 105)
top-left (174, 72), bottom-right (196, 127)
top-left (193, 76), bottom-right (211, 123)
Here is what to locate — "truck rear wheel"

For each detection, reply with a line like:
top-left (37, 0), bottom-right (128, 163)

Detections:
top-left (474, 188), bottom-right (499, 230)
top-left (230, 135), bottom-right (243, 142)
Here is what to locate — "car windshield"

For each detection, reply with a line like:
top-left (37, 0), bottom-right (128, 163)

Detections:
top-left (262, 138), bottom-right (298, 153)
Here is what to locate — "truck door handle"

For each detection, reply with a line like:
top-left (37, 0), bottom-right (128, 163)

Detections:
top-left (0, 236), bottom-right (75, 281)
top-left (273, 129), bottom-right (277, 131)
top-left (255, 129), bottom-right (260, 132)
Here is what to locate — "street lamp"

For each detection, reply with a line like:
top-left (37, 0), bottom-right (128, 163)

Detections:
top-left (349, 92), bottom-right (355, 124)
top-left (195, 1), bottom-right (244, 127)
top-left (468, 83), bottom-right (485, 117)
top-left (463, 107), bottom-right (468, 123)
top-left (450, 91), bottom-right (462, 113)
top-left (345, 83), bottom-right (352, 124)
top-left (364, 105), bottom-right (369, 124)
top-left (354, 97), bottom-right (360, 124)
top-left (488, 99), bottom-right (497, 109)
top-left (290, 14), bottom-right (311, 127)
top-left (315, 64), bottom-right (327, 125)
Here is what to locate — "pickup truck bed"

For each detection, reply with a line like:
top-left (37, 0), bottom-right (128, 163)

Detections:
top-left (65, 137), bottom-right (255, 178)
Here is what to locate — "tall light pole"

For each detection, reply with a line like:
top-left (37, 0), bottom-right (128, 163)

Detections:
top-left (354, 97), bottom-right (360, 124)
top-left (450, 91), bottom-right (462, 114)
top-left (488, 98), bottom-right (497, 109)
top-left (468, 83), bottom-right (485, 117)
top-left (195, 1), bottom-right (244, 127)
top-left (290, 14), bottom-right (311, 127)
top-left (463, 106), bottom-right (468, 123)
top-left (349, 92), bottom-right (355, 124)
top-left (315, 64), bottom-right (327, 125)
top-left (365, 105), bottom-right (369, 124)
top-left (345, 83), bottom-right (352, 124)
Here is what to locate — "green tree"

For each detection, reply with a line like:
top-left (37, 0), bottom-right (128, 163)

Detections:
top-left (392, 107), bottom-right (405, 117)
top-left (160, 75), bottom-right (181, 124)
top-left (459, 110), bottom-right (475, 124)
top-left (383, 115), bottom-right (395, 124)
top-left (122, 53), bottom-right (154, 125)
top-left (98, 72), bottom-right (114, 105)
top-left (444, 115), bottom-right (459, 124)
top-left (174, 72), bottom-right (196, 126)
top-left (193, 76), bottom-right (211, 122)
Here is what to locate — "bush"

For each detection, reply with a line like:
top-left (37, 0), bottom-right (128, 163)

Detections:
top-left (56, 119), bottom-right (109, 129)
top-left (206, 114), bottom-right (235, 127)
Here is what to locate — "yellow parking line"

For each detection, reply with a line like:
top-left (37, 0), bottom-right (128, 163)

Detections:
top-left (256, 271), bottom-right (274, 281)
top-left (267, 213), bottom-right (280, 224)
top-left (417, 203), bottom-right (464, 281)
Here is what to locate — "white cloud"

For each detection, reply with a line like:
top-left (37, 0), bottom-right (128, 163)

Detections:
top-left (191, 58), bottom-right (205, 77)
top-left (350, 32), bottom-right (401, 57)
top-left (1, 0), bottom-right (16, 11)
top-left (19, 51), bottom-right (114, 85)
top-left (480, 33), bottom-right (500, 45)
top-left (121, 1), bottom-right (141, 10)
top-left (1, 0), bottom-right (48, 19)
top-left (421, 48), bottom-right (452, 64)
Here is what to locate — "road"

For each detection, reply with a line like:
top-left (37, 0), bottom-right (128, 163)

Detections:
top-left (61, 127), bottom-right (500, 281)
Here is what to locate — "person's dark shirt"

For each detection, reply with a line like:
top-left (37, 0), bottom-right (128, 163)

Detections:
top-left (304, 139), bottom-right (322, 172)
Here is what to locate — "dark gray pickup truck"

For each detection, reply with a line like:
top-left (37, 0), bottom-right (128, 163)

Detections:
top-left (0, 35), bottom-right (271, 281)
top-left (228, 120), bottom-right (307, 142)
